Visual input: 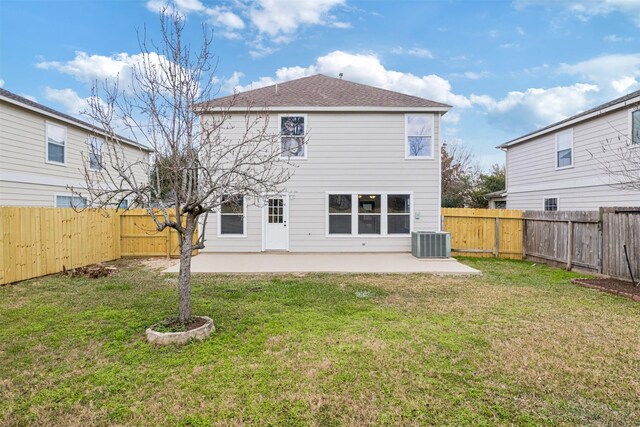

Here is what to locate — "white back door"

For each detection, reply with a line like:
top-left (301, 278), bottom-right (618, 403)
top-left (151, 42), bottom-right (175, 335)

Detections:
top-left (264, 195), bottom-right (289, 250)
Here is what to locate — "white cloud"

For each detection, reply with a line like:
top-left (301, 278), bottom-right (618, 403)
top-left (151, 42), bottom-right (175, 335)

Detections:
top-left (473, 83), bottom-right (600, 133)
top-left (500, 43), bottom-right (519, 49)
top-left (18, 93), bottom-right (37, 102)
top-left (248, 0), bottom-right (347, 37)
top-left (515, 0), bottom-right (640, 26)
top-left (0, 79), bottom-right (4, 88)
top-left (559, 53), bottom-right (640, 95)
top-left (43, 87), bottom-right (91, 116)
top-left (36, 51), bottom-right (189, 93)
top-left (516, 26), bottom-right (525, 35)
top-left (604, 34), bottom-right (631, 42)
top-left (228, 50), bottom-right (472, 108)
top-left (390, 46), bottom-right (433, 58)
top-left (146, 0), bottom-right (245, 39)
top-left (463, 71), bottom-right (490, 80)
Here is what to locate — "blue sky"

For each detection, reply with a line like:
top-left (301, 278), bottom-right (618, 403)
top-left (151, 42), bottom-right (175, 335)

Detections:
top-left (2, 0), bottom-right (640, 168)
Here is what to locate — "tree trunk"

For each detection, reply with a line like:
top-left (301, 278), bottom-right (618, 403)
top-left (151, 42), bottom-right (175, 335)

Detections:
top-left (177, 214), bottom-right (196, 323)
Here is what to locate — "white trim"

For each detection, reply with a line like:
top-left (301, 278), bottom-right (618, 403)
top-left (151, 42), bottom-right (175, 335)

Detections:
top-left (261, 193), bottom-right (290, 251)
top-left (554, 128), bottom-right (574, 170)
top-left (436, 117), bottom-right (442, 231)
top-left (404, 113), bottom-right (435, 160)
top-left (498, 94), bottom-right (640, 148)
top-left (278, 114), bottom-right (308, 160)
top-left (206, 106), bottom-right (451, 113)
top-left (325, 191), bottom-right (414, 238)
top-left (217, 195), bottom-right (247, 238)
top-left (542, 195), bottom-right (560, 211)
top-left (629, 107), bottom-right (640, 148)
top-left (54, 193), bottom-right (87, 208)
top-left (0, 93), bottom-right (153, 152)
top-left (45, 121), bottom-right (67, 166)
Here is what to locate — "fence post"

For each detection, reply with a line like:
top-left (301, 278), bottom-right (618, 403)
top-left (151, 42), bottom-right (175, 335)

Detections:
top-left (522, 215), bottom-right (527, 259)
top-left (566, 220), bottom-right (573, 271)
top-left (166, 228), bottom-right (171, 259)
top-left (494, 217), bottom-right (500, 257)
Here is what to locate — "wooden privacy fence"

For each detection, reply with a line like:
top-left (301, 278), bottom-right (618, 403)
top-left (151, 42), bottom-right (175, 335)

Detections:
top-left (0, 207), bottom-right (196, 285)
top-left (441, 208), bottom-right (523, 259)
top-left (522, 207), bottom-right (640, 280)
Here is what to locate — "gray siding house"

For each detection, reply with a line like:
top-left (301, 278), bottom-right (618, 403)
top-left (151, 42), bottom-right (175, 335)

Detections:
top-left (498, 90), bottom-right (640, 211)
top-left (0, 88), bottom-right (152, 207)
top-left (198, 75), bottom-right (451, 252)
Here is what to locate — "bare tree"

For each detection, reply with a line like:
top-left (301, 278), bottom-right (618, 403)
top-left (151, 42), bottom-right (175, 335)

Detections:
top-left (440, 141), bottom-right (477, 207)
top-left (589, 104), bottom-right (640, 192)
top-left (75, 10), bottom-right (292, 323)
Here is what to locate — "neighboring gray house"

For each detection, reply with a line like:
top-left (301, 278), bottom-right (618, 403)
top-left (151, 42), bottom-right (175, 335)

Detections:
top-left (498, 90), bottom-right (640, 211)
top-left (0, 88), bottom-right (152, 207)
top-left (198, 74), bottom-right (451, 252)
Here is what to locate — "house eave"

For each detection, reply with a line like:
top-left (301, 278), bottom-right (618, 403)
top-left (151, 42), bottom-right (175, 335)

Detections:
top-left (496, 93), bottom-right (640, 149)
top-left (197, 105), bottom-right (452, 114)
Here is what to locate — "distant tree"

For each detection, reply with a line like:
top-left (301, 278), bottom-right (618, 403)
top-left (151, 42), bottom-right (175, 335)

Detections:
top-left (467, 164), bottom-right (506, 208)
top-left (440, 142), bottom-right (475, 207)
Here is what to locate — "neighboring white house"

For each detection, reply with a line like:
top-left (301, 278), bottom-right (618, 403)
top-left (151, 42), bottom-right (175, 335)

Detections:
top-left (497, 90), bottom-right (640, 211)
top-left (197, 74), bottom-right (451, 252)
top-left (0, 88), bottom-right (152, 207)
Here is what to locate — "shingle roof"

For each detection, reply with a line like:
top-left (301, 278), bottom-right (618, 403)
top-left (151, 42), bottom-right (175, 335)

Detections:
top-left (498, 89), bottom-right (640, 148)
top-left (199, 74), bottom-right (452, 110)
top-left (0, 88), bottom-right (152, 151)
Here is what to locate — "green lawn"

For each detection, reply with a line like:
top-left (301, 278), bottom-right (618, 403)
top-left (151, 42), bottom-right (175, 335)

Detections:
top-left (1, 258), bottom-right (639, 426)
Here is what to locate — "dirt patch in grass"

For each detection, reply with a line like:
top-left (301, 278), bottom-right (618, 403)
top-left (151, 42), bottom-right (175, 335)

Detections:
top-left (572, 277), bottom-right (640, 301)
top-left (138, 257), bottom-right (179, 270)
top-left (61, 263), bottom-right (118, 279)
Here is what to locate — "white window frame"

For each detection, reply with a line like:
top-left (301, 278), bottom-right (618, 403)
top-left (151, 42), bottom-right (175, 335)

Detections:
top-left (325, 191), bottom-right (414, 238)
top-left (88, 136), bottom-right (104, 171)
top-left (405, 114), bottom-right (435, 160)
top-left (555, 129), bottom-right (574, 170)
top-left (279, 113), bottom-right (308, 160)
top-left (542, 196), bottom-right (559, 211)
top-left (54, 194), bottom-right (87, 208)
top-left (629, 108), bottom-right (640, 147)
top-left (45, 121), bottom-right (67, 166)
top-left (217, 195), bottom-right (247, 238)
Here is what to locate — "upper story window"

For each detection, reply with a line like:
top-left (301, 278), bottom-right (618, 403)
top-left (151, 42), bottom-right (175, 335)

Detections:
top-left (88, 136), bottom-right (104, 171)
top-left (555, 129), bottom-right (573, 169)
top-left (405, 114), bottom-right (433, 159)
top-left (632, 109), bottom-right (640, 145)
top-left (46, 122), bottom-right (66, 165)
top-left (280, 115), bottom-right (306, 159)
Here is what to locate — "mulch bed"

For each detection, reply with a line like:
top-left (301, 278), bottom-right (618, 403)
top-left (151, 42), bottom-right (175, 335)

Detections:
top-left (571, 277), bottom-right (640, 301)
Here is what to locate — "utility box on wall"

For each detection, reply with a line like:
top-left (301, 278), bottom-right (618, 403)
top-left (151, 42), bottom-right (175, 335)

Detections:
top-left (412, 231), bottom-right (451, 258)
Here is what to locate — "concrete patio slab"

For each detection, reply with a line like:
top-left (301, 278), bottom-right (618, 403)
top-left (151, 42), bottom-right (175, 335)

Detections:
top-left (162, 253), bottom-right (480, 275)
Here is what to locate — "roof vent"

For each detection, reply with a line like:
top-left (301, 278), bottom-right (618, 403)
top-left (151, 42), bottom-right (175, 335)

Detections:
top-left (275, 83), bottom-right (278, 95)
top-left (338, 73), bottom-right (343, 79)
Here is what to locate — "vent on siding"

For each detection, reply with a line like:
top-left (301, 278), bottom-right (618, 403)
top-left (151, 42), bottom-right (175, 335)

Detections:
top-left (411, 232), bottom-right (451, 258)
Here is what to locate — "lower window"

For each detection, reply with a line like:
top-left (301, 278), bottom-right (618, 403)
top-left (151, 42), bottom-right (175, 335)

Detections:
top-left (544, 197), bottom-right (558, 211)
top-left (55, 195), bottom-right (87, 209)
top-left (220, 195), bottom-right (245, 235)
top-left (327, 193), bottom-right (412, 236)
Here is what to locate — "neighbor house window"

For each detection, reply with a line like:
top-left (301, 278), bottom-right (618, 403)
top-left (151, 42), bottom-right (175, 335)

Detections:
top-left (117, 199), bottom-right (129, 210)
top-left (328, 194), bottom-right (352, 234)
top-left (46, 122), bottom-right (67, 164)
top-left (280, 115), bottom-right (306, 158)
top-left (358, 194), bottom-right (381, 234)
top-left (88, 136), bottom-right (103, 170)
top-left (55, 195), bottom-right (87, 209)
top-left (387, 194), bottom-right (411, 234)
top-left (632, 110), bottom-right (640, 145)
top-left (405, 114), bottom-right (433, 158)
top-left (555, 129), bottom-right (573, 168)
top-left (544, 197), bottom-right (558, 211)
top-left (220, 195), bottom-right (245, 235)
